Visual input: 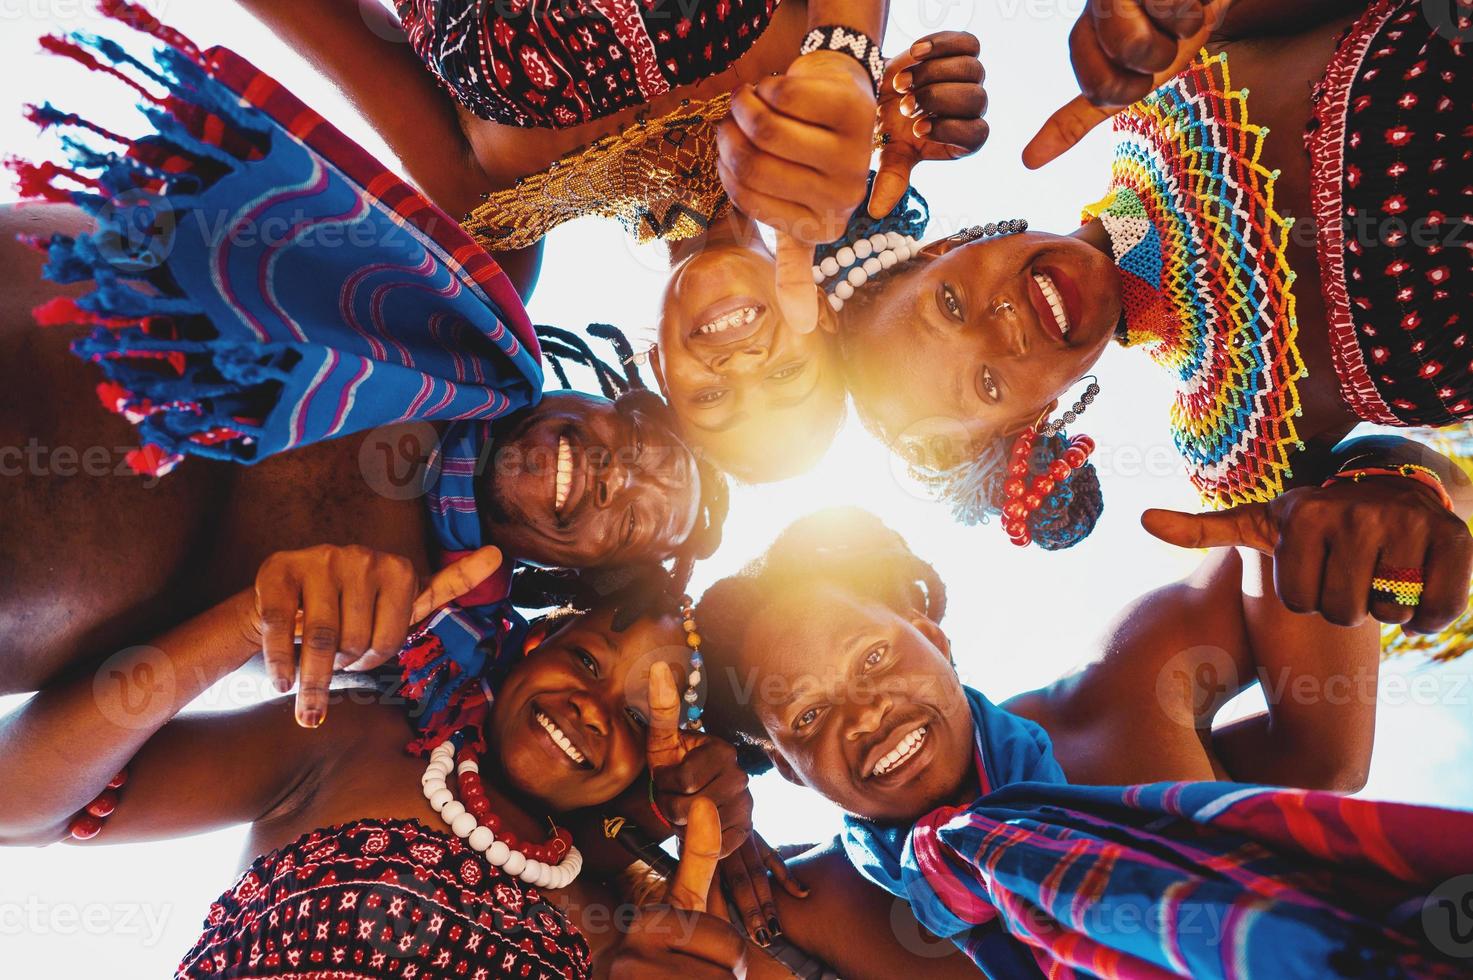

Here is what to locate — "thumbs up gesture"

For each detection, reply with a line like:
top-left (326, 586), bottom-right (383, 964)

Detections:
top-left (646, 663), bottom-right (755, 859)
top-left (868, 32), bottom-right (991, 218)
top-left (1022, 0), bottom-right (1231, 168)
top-left (608, 795), bottom-right (749, 979)
top-left (1142, 477), bottom-right (1473, 633)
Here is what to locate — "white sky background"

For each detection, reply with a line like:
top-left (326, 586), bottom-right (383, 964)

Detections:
top-left (1, 0), bottom-right (1470, 974)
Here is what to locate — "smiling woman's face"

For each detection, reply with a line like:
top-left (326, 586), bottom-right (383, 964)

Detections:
top-left (481, 392), bottom-right (700, 568)
top-left (657, 243), bottom-right (847, 483)
top-left (488, 607), bottom-right (690, 811)
top-left (741, 583), bottom-right (975, 824)
top-left (842, 229), bottom-right (1121, 465)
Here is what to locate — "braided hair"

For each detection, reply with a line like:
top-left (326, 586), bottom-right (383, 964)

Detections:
top-left (518, 322), bottom-right (730, 609)
top-left (695, 507), bottom-right (947, 775)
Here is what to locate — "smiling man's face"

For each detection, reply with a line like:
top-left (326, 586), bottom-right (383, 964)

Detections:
top-left (480, 392), bottom-right (701, 568)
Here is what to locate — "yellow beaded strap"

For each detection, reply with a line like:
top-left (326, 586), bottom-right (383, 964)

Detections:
top-left (462, 94), bottom-right (734, 252)
top-left (1370, 568), bottom-right (1424, 607)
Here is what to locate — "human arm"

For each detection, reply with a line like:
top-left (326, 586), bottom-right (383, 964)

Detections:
top-left (1005, 547), bottom-right (1378, 791)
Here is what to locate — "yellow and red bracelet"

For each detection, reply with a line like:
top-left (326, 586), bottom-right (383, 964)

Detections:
top-left (1322, 463), bottom-right (1454, 512)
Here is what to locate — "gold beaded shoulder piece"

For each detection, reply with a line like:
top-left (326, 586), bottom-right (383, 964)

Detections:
top-left (1081, 50), bottom-right (1308, 511)
top-left (462, 94), bottom-right (734, 252)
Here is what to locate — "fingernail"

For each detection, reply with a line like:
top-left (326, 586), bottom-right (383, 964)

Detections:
top-left (273, 676), bottom-right (292, 694)
top-left (299, 709), bottom-right (322, 728)
top-left (899, 94), bottom-right (918, 117)
top-left (915, 118), bottom-right (933, 137)
top-left (894, 70), bottom-right (912, 92)
top-left (334, 653), bottom-right (354, 670)
top-left (347, 649), bottom-right (375, 671)
top-left (767, 916), bottom-right (782, 937)
top-left (911, 40), bottom-right (932, 57)
top-left (753, 927), bottom-right (771, 947)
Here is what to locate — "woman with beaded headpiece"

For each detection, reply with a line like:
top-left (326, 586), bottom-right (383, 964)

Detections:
top-left (813, 0), bottom-right (1473, 644)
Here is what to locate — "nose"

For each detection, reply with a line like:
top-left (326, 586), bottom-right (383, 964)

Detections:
top-left (567, 689), bottom-right (609, 738)
top-left (845, 692), bottom-right (894, 742)
top-left (979, 299), bottom-right (1028, 358)
top-left (708, 344), bottom-right (768, 373)
top-left (595, 456), bottom-right (630, 509)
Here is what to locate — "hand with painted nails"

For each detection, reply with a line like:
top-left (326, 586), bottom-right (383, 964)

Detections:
top-left (246, 544), bottom-right (503, 728)
top-left (608, 795), bottom-right (749, 979)
top-left (718, 49), bottom-right (876, 335)
top-left (1023, 0), bottom-right (1230, 168)
top-left (1142, 476), bottom-right (1473, 633)
top-left (869, 31), bottom-right (991, 218)
top-left (719, 833), bottom-right (810, 949)
top-left (647, 662), bottom-right (755, 859)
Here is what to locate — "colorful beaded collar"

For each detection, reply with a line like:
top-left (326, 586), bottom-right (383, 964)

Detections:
top-left (1082, 50), bottom-right (1308, 511)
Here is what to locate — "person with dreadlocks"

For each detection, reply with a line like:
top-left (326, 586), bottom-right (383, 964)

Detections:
top-left (693, 508), bottom-right (1473, 979)
top-left (3, 12), bottom-right (728, 730)
top-left (0, 539), bottom-right (794, 979)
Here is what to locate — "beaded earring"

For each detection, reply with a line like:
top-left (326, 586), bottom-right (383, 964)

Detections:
top-left (999, 422), bottom-right (1097, 548)
top-left (1038, 376), bottom-right (1100, 436)
top-left (678, 595), bottom-right (705, 731)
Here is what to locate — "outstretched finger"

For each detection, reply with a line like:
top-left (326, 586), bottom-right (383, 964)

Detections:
top-left (669, 796), bottom-right (723, 913)
top-left (411, 546), bottom-right (502, 624)
top-left (646, 660), bottom-right (686, 772)
top-left (1141, 505), bottom-right (1277, 554)
top-left (869, 139), bottom-right (922, 217)
top-left (1022, 93), bottom-right (1116, 169)
top-left (774, 232), bottom-right (819, 334)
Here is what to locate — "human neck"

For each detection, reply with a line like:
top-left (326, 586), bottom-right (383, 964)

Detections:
top-left (1072, 217), bottom-right (1114, 259)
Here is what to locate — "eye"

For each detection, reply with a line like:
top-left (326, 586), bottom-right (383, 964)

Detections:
top-left (574, 647), bottom-right (599, 677)
top-left (625, 706), bottom-right (648, 729)
top-left (862, 643), bottom-right (889, 670)
top-left (978, 366), bottom-right (1000, 403)
top-left (693, 388), bottom-right (728, 405)
top-left (768, 361), bottom-right (806, 383)
top-left (794, 707), bottom-right (821, 731)
top-left (940, 283), bottom-right (963, 321)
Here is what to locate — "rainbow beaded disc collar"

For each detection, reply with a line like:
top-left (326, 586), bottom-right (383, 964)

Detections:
top-left (1082, 50), bottom-right (1308, 511)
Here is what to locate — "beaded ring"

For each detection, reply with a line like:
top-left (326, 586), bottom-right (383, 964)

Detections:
top-left (678, 595), bottom-right (705, 731)
top-left (1371, 566), bottom-right (1424, 607)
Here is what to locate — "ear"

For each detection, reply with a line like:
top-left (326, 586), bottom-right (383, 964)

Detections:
top-left (917, 235), bottom-right (963, 261)
top-left (815, 286), bottom-right (840, 335)
top-left (909, 614), bottom-right (953, 666)
top-left (648, 345), bottom-right (670, 398)
top-left (767, 747), bottom-right (803, 787)
top-left (1003, 398), bottom-right (1059, 440)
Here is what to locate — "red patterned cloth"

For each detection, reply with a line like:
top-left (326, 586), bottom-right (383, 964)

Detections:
top-left (178, 819), bottom-right (590, 979)
top-left (1308, 0), bottom-right (1473, 425)
top-left (397, 0), bottom-right (779, 127)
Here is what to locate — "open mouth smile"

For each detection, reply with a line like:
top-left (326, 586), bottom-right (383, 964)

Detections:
top-left (866, 724), bottom-right (928, 778)
top-left (534, 708), bottom-right (593, 769)
top-left (1028, 270), bottom-right (1071, 343)
top-left (554, 436), bottom-right (573, 513)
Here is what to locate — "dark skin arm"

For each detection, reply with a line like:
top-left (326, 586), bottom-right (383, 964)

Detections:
top-left (1006, 547), bottom-right (1378, 791)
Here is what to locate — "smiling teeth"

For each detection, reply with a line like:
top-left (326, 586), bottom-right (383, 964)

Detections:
top-left (1033, 273), bottom-right (1070, 336)
top-left (536, 710), bottom-right (587, 765)
top-left (554, 436), bottom-right (572, 513)
top-left (872, 725), bottom-right (927, 777)
top-left (695, 306), bottom-right (758, 336)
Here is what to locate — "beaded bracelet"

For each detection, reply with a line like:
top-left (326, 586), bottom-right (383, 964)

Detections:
top-left (1322, 463), bottom-right (1454, 512)
top-left (67, 768), bottom-right (129, 840)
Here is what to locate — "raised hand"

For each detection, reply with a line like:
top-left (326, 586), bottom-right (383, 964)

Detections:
top-left (1142, 478), bottom-right (1473, 632)
top-left (719, 49), bottom-right (876, 334)
top-left (250, 544), bottom-right (503, 727)
top-left (609, 796), bottom-right (749, 979)
top-left (1023, 0), bottom-right (1231, 168)
top-left (869, 31), bottom-right (991, 217)
top-left (718, 832), bottom-right (810, 948)
top-left (647, 662), bottom-right (755, 858)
